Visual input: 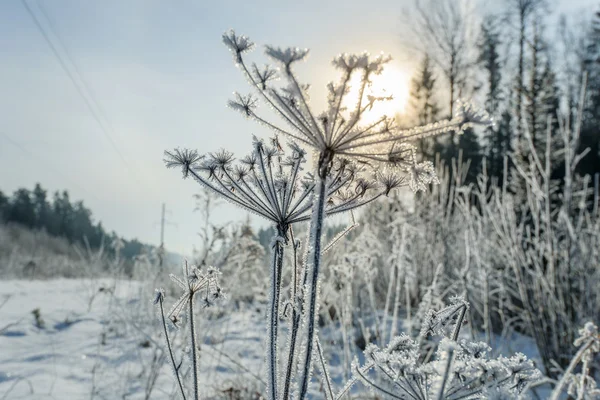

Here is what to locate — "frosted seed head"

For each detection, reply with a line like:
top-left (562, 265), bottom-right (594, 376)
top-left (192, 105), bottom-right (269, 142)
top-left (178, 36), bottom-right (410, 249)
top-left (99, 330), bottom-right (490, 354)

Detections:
top-left (164, 148), bottom-right (203, 178)
top-left (365, 53), bottom-right (392, 75)
top-left (153, 288), bottom-right (165, 305)
top-left (194, 159), bottom-right (218, 179)
top-left (288, 141), bottom-right (306, 159)
top-left (379, 116), bottom-right (395, 134)
top-left (460, 340), bottom-right (491, 359)
top-left (222, 30), bottom-right (255, 62)
top-left (354, 178), bottom-right (376, 196)
top-left (252, 135), bottom-right (265, 152)
top-left (387, 333), bottom-right (418, 354)
top-left (209, 149), bottom-right (235, 169)
top-left (408, 161), bottom-right (438, 192)
top-left (206, 265), bottom-right (221, 277)
top-left (251, 63), bottom-right (278, 89)
top-left (188, 266), bottom-right (204, 288)
top-left (332, 53), bottom-right (368, 72)
top-left (453, 100), bottom-right (492, 132)
top-left (574, 321), bottom-right (599, 348)
top-left (227, 92), bottom-right (258, 117)
top-left (240, 154), bottom-right (258, 170)
top-left (265, 46), bottom-right (309, 69)
top-left (377, 172), bottom-right (406, 195)
top-left (232, 165), bottom-right (249, 181)
top-left (270, 135), bottom-right (283, 151)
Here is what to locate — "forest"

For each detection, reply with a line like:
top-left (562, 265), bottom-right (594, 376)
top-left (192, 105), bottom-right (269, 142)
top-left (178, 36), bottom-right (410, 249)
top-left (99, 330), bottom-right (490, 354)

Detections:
top-left (0, 183), bottom-right (157, 262)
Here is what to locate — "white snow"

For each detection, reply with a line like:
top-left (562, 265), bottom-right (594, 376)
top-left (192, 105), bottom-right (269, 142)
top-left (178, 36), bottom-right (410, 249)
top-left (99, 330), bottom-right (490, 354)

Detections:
top-left (0, 278), bottom-right (266, 399)
top-left (0, 278), bottom-right (549, 399)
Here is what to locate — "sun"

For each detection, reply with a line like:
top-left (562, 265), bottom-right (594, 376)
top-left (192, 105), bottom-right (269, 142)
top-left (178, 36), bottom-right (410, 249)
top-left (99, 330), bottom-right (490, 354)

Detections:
top-left (343, 64), bottom-right (410, 125)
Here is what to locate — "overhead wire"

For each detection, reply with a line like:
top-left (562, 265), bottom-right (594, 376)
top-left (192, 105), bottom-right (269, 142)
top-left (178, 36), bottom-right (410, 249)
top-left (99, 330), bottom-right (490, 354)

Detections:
top-left (21, 0), bottom-right (130, 167)
top-left (20, 0), bottom-right (158, 203)
top-left (35, 0), bottom-right (121, 150)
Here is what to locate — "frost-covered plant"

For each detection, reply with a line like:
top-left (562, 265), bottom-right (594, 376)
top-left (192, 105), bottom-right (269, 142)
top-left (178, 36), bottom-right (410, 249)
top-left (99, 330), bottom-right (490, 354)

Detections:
top-left (226, 225), bottom-right (267, 305)
top-left (192, 190), bottom-right (231, 268)
top-left (222, 30), bottom-right (489, 399)
top-left (455, 97), bottom-right (600, 374)
top-left (154, 261), bottom-right (223, 400)
top-left (165, 136), bottom-right (397, 400)
top-left (550, 322), bottom-right (600, 400)
top-left (318, 221), bottom-right (384, 379)
top-left (347, 297), bottom-right (541, 400)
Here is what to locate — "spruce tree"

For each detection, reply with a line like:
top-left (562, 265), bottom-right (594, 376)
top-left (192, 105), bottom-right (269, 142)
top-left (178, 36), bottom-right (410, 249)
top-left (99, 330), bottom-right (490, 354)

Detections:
top-left (578, 6), bottom-right (600, 178)
top-left (538, 60), bottom-right (562, 171)
top-left (456, 128), bottom-right (483, 184)
top-left (0, 190), bottom-right (7, 221)
top-left (9, 189), bottom-right (35, 228)
top-left (408, 54), bottom-right (440, 158)
top-left (478, 16), bottom-right (512, 184)
top-left (32, 183), bottom-right (50, 230)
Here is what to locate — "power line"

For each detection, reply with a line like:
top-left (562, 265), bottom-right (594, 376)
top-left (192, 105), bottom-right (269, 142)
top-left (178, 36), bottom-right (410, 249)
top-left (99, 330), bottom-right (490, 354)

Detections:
top-left (20, 0), bottom-right (130, 167)
top-left (34, 0), bottom-right (120, 156)
top-left (21, 0), bottom-right (157, 199)
top-left (156, 203), bottom-right (177, 266)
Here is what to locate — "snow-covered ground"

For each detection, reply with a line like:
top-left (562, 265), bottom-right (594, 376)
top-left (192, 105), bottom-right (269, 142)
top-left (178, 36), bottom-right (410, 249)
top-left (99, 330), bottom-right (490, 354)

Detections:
top-left (0, 279), bottom-right (268, 399)
top-left (0, 278), bottom-right (549, 399)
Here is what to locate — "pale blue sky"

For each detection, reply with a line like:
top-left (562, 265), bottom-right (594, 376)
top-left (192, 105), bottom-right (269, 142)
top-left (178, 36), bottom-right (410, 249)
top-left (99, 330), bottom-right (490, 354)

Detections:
top-left (0, 0), bottom-right (596, 255)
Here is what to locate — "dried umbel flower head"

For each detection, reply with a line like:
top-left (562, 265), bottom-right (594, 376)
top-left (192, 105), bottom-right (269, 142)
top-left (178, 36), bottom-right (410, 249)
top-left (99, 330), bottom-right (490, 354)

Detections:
top-left (167, 262), bottom-right (223, 325)
top-left (164, 148), bottom-right (202, 179)
top-left (222, 30), bottom-right (490, 181)
top-left (165, 136), bottom-right (407, 233)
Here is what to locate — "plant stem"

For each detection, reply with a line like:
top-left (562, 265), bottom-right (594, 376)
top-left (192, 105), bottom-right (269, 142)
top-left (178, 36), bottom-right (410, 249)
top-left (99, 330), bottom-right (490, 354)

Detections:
top-left (189, 292), bottom-right (200, 400)
top-left (316, 339), bottom-right (334, 400)
top-left (451, 305), bottom-right (467, 342)
top-left (437, 348), bottom-right (454, 400)
top-left (158, 297), bottom-right (187, 400)
top-left (549, 338), bottom-right (595, 400)
top-left (298, 154), bottom-right (331, 400)
top-left (267, 231), bottom-right (285, 400)
top-left (282, 229), bottom-right (301, 400)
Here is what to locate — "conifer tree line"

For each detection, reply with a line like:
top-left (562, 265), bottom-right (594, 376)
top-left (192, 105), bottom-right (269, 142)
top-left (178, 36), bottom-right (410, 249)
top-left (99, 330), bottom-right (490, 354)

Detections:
top-left (405, 1), bottom-right (600, 187)
top-left (0, 183), bottom-right (148, 260)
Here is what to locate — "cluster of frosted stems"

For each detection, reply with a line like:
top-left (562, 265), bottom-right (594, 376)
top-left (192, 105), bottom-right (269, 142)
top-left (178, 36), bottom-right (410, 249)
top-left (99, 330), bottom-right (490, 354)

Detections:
top-left (154, 262), bottom-right (223, 400)
top-left (351, 298), bottom-right (541, 399)
top-left (355, 337), bottom-right (540, 399)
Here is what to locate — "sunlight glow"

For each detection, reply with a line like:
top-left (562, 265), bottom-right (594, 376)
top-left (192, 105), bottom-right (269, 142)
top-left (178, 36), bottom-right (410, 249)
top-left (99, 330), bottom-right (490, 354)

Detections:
top-left (344, 64), bottom-right (410, 124)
